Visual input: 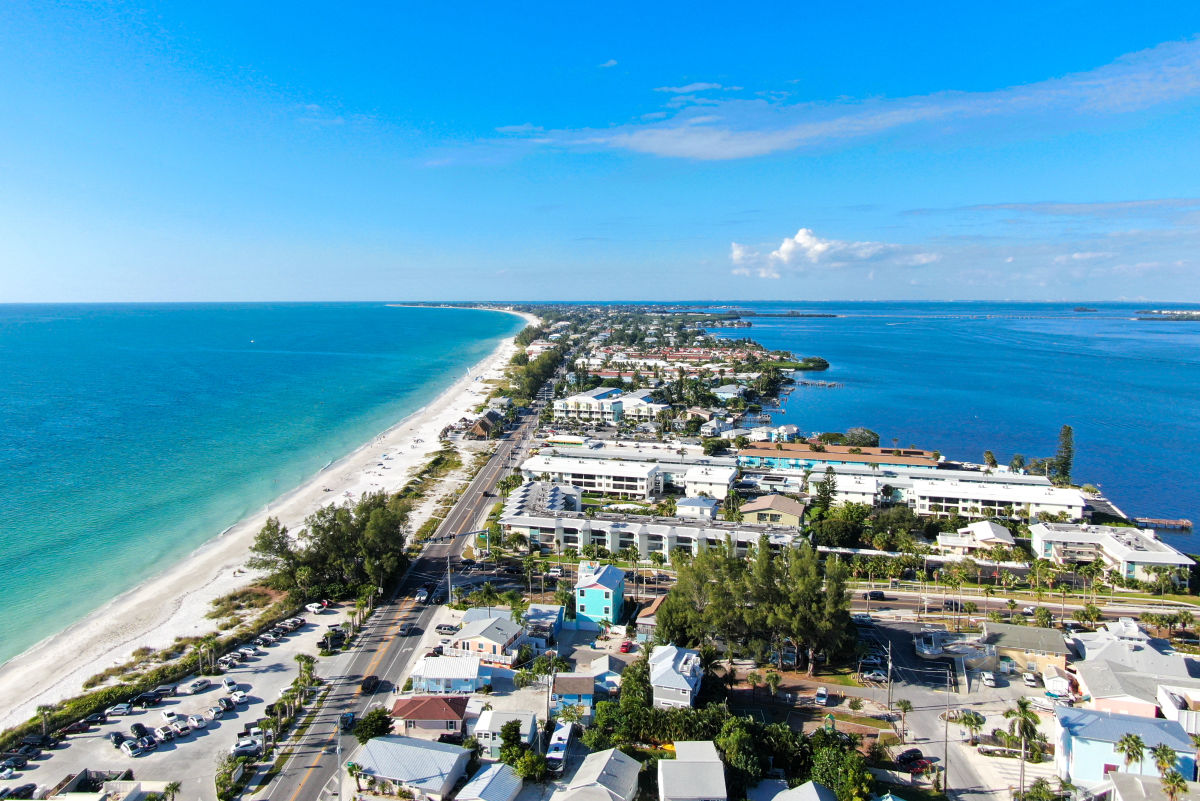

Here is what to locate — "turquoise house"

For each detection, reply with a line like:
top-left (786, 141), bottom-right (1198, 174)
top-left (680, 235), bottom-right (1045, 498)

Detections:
top-left (1053, 707), bottom-right (1196, 785)
top-left (575, 564), bottom-right (625, 629)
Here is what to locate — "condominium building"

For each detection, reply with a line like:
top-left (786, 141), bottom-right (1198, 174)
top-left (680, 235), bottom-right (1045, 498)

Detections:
top-left (519, 455), bottom-right (663, 500)
top-left (1030, 523), bottom-right (1193, 583)
top-left (911, 478), bottom-right (1086, 520)
top-left (552, 387), bottom-right (626, 424)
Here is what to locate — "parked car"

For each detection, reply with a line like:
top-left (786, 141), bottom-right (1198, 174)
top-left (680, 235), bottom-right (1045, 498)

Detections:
top-left (130, 723), bottom-right (150, 739)
top-left (6, 784), bottom-right (38, 799)
top-left (814, 687), bottom-right (829, 706)
top-left (259, 632), bottom-right (277, 644)
top-left (862, 670), bottom-right (888, 683)
top-left (206, 706), bottom-right (224, 720)
top-left (438, 732), bottom-right (465, 745)
top-left (860, 655), bottom-right (883, 668)
top-left (57, 720), bottom-right (91, 734)
top-left (619, 640), bottom-right (634, 653)
top-left (170, 721), bottom-right (191, 736)
top-left (1023, 672), bottom-right (1040, 687)
top-left (0, 766), bottom-right (15, 780)
top-left (305, 602), bottom-right (325, 614)
top-left (106, 703), bottom-right (133, 716)
top-left (120, 739), bottom-right (144, 757)
top-left (161, 710), bottom-right (179, 724)
top-left (230, 740), bottom-right (262, 758)
top-left (895, 748), bottom-right (924, 766)
top-left (188, 678), bottom-right (210, 694)
top-left (0, 756), bottom-right (28, 770)
top-left (153, 684), bottom-right (177, 697)
top-left (137, 735), bottom-right (158, 752)
top-left (84, 712), bottom-right (108, 725)
top-left (435, 623), bottom-right (459, 635)
top-left (217, 697), bottom-right (235, 712)
top-left (909, 758), bottom-right (934, 775)
top-left (981, 671), bottom-right (997, 687)
top-left (851, 613), bottom-right (874, 626)
top-left (153, 726), bottom-right (176, 742)
top-left (187, 714), bottom-right (208, 729)
top-left (230, 691), bottom-right (248, 705)
top-left (360, 675), bottom-right (381, 693)
top-left (238, 647), bottom-right (258, 658)
top-left (223, 677), bottom-right (239, 693)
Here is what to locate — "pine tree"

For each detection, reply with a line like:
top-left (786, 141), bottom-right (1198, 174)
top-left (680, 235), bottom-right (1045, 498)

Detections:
top-left (1055, 425), bottom-right (1074, 485)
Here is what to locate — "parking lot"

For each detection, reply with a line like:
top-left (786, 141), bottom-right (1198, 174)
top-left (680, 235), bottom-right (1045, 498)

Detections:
top-left (1, 606), bottom-right (350, 801)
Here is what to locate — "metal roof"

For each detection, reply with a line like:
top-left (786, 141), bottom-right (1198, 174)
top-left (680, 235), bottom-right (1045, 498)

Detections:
top-left (353, 735), bottom-right (468, 792)
top-left (565, 748), bottom-right (641, 801)
top-left (1055, 706), bottom-right (1193, 750)
top-left (458, 763), bottom-right (523, 801)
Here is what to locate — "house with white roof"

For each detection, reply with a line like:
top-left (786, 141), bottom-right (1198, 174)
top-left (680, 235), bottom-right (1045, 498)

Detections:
top-left (349, 735), bottom-right (470, 801)
top-left (1031, 523), bottom-right (1193, 583)
top-left (658, 740), bottom-right (728, 801)
top-left (937, 520), bottom-right (1015, 556)
top-left (562, 748), bottom-right (641, 801)
top-left (713, 384), bottom-right (744, 401)
top-left (676, 497), bottom-right (720, 520)
top-left (457, 763), bottom-right (522, 801)
top-left (621, 389), bottom-right (669, 422)
top-left (1070, 618), bottom-right (1200, 718)
top-left (409, 656), bottom-right (488, 694)
top-left (473, 709), bottom-right (538, 760)
top-left (683, 465), bottom-right (737, 498)
top-left (650, 644), bottom-right (703, 709)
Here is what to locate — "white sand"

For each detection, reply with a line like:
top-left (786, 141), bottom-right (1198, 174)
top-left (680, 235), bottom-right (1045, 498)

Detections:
top-left (0, 309), bottom-right (538, 730)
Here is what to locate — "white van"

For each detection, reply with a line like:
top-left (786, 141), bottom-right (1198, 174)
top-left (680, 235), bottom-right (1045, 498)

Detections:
top-left (815, 687), bottom-right (829, 706)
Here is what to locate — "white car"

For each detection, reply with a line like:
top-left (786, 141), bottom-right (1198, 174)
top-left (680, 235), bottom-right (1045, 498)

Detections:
top-left (305, 602), bottom-right (325, 614)
top-left (1023, 672), bottom-right (1040, 687)
top-left (188, 678), bottom-right (210, 694)
top-left (1023, 606), bottom-right (1036, 616)
top-left (187, 714), bottom-right (208, 729)
top-left (230, 690), bottom-right (248, 705)
top-left (981, 671), bottom-right (997, 687)
top-left (0, 766), bottom-right (14, 780)
top-left (223, 677), bottom-right (239, 692)
top-left (862, 670), bottom-right (888, 683)
top-left (238, 646), bottom-right (258, 658)
top-left (259, 632), bottom-right (277, 643)
top-left (815, 686), bottom-right (829, 706)
top-left (161, 710), bottom-right (179, 724)
top-left (170, 720), bottom-right (191, 736)
top-left (207, 706), bottom-right (224, 720)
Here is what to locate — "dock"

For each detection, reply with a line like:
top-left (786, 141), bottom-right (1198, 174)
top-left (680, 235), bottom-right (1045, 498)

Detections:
top-left (1135, 517), bottom-right (1193, 532)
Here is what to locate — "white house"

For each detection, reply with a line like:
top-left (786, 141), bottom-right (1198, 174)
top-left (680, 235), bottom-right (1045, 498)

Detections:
top-left (350, 736), bottom-right (470, 801)
top-left (936, 520), bottom-right (1015, 555)
top-left (457, 763), bottom-right (522, 801)
top-left (650, 644), bottom-right (703, 709)
top-left (472, 710), bottom-right (538, 760)
top-left (658, 741), bottom-right (728, 801)
top-left (563, 748), bottom-right (642, 801)
top-left (676, 497), bottom-right (720, 520)
top-left (683, 465), bottom-right (737, 498)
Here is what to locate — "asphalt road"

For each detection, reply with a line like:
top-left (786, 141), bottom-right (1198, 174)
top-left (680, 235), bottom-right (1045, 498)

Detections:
top-left (261, 393), bottom-right (549, 801)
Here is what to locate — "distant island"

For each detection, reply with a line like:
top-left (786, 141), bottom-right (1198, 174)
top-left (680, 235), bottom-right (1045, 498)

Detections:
top-left (1073, 306), bottom-right (1097, 312)
top-left (1137, 309), bottom-right (1200, 321)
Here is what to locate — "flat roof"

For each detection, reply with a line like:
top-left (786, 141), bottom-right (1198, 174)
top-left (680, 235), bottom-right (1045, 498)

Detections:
top-left (740, 447), bottom-right (937, 467)
top-left (521, 454), bottom-right (660, 479)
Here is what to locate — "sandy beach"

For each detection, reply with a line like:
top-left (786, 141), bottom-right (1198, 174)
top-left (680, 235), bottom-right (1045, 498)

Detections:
top-left (0, 308), bottom-right (538, 731)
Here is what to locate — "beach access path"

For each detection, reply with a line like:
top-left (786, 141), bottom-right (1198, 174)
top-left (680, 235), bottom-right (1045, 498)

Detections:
top-left (0, 309), bottom-right (538, 731)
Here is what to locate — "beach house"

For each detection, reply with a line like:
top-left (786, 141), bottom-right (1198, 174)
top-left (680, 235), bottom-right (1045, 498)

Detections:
top-left (552, 672), bottom-right (596, 719)
top-left (1053, 707), bottom-right (1195, 785)
top-left (650, 644), bottom-right (703, 708)
top-left (561, 748), bottom-right (641, 801)
top-left (676, 497), bottom-right (720, 519)
top-left (457, 763), bottom-right (523, 801)
top-left (575, 564), bottom-right (625, 628)
top-left (740, 494), bottom-right (807, 527)
top-left (389, 695), bottom-right (469, 739)
top-left (448, 616), bottom-right (525, 666)
top-left (349, 736), bottom-right (470, 801)
top-left (409, 656), bottom-right (488, 694)
top-left (657, 741), bottom-right (728, 801)
top-left (473, 710), bottom-right (538, 759)
top-left (936, 520), bottom-right (1015, 556)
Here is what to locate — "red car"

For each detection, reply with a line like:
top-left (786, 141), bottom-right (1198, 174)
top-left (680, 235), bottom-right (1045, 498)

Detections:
top-left (619, 640), bottom-right (634, 653)
top-left (909, 758), bottom-right (933, 776)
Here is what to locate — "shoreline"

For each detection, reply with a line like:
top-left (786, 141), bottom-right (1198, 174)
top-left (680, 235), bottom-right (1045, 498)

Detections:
top-left (0, 307), bottom-right (538, 730)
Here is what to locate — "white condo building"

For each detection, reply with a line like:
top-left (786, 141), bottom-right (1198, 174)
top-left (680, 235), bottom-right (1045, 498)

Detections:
top-left (1030, 523), bottom-right (1193, 583)
top-left (520, 454), bottom-right (663, 500)
top-left (552, 387), bottom-right (625, 425)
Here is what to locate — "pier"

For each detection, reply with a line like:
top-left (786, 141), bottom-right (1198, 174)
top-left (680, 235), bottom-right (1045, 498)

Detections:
top-left (1135, 517), bottom-right (1194, 532)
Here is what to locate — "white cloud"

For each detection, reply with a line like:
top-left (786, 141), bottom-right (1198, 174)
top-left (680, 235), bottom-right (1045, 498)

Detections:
top-left (731, 227), bottom-right (938, 278)
top-left (503, 37), bottom-right (1200, 160)
top-left (495, 123), bottom-right (544, 134)
top-left (1053, 251), bottom-right (1113, 263)
top-left (598, 59), bottom-right (618, 68)
top-left (654, 82), bottom-right (723, 93)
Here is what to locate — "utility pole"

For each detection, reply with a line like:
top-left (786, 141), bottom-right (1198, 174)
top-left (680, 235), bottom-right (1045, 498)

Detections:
top-left (886, 641), bottom-right (894, 711)
top-left (447, 553), bottom-right (454, 605)
top-left (943, 669), bottom-right (951, 794)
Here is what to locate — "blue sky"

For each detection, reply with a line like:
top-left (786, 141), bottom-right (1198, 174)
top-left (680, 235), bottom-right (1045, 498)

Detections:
top-left (3, 3), bottom-right (1200, 302)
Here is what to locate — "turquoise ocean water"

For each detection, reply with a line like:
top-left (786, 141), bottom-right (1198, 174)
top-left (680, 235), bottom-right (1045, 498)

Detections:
top-left (705, 301), bottom-right (1200, 548)
top-left (0, 303), bottom-right (522, 666)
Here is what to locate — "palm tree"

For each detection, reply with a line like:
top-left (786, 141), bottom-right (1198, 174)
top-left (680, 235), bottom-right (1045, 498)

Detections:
top-left (36, 704), bottom-right (56, 738)
top-left (895, 699), bottom-right (913, 743)
top-left (961, 711), bottom-right (986, 745)
top-left (1004, 698), bottom-right (1040, 796)
top-left (1161, 770), bottom-right (1188, 801)
top-left (1115, 733), bottom-right (1146, 776)
top-left (765, 671), bottom-right (781, 697)
top-left (746, 671), bottom-right (761, 699)
top-left (1152, 742), bottom-right (1178, 777)
top-left (347, 762), bottom-right (364, 791)
top-left (163, 781), bottom-right (182, 801)
top-left (474, 581), bottom-right (501, 611)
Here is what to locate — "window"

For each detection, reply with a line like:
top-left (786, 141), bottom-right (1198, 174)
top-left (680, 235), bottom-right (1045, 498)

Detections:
top-left (447, 721), bottom-right (456, 730)
top-left (579, 604), bottom-right (586, 613)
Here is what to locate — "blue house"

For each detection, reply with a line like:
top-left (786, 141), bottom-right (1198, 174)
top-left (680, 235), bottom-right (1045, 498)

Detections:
top-left (551, 672), bottom-right (596, 720)
top-left (409, 656), bottom-right (489, 695)
top-left (1053, 707), bottom-right (1196, 785)
top-left (575, 564), bottom-right (625, 629)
